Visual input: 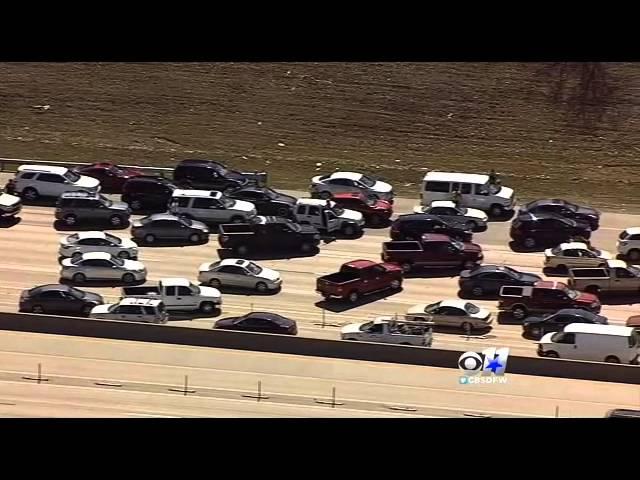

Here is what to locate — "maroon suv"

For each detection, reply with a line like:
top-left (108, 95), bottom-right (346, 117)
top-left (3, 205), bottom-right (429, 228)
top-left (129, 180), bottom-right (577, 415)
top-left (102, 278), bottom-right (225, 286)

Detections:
top-left (331, 192), bottom-right (393, 226)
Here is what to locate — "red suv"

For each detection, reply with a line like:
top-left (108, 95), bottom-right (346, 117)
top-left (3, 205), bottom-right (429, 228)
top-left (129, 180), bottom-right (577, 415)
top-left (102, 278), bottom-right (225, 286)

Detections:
top-left (330, 192), bottom-right (393, 226)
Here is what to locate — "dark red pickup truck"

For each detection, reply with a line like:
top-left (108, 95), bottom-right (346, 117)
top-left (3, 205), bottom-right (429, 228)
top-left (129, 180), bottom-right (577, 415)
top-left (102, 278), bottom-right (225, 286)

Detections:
top-left (316, 260), bottom-right (403, 302)
top-left (498, 281), bottom-right (601, 320)
top-left (381, 233), bottom-right (483, 273)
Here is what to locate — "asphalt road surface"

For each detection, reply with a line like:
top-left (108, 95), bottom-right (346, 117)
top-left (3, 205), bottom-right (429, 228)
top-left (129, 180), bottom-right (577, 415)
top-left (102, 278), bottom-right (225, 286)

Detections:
top-left (1, 174), bottom-right (638, 360)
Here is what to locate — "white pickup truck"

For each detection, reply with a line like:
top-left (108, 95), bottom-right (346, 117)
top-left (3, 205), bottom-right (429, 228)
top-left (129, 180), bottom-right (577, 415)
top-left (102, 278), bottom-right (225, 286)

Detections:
top-left (121, 277), bottom-right (222, 314)
top-left (294, 198), bottom-right (364, 236)
top-left (340, 316), bottom-right (433, 346)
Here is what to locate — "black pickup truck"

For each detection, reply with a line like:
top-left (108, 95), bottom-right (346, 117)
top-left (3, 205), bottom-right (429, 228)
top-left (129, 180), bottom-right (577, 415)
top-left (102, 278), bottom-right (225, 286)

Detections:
top-left (218, 216), bottom-right (321, 256)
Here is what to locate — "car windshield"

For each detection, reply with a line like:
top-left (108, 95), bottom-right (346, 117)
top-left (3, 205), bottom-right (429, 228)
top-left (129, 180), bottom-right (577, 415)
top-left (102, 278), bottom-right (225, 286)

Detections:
top-left (64, 170), bottom-right (81, 183)
top-left (180, 216), bottom-right (193, 226)
top-left (108, 165), bottom-right (124, 174)
top-left (563, 287), bottom-right (579, 300)
top-left (67, 233), bottom-right (79, 243)
top-left (563, 201), bottom-right (578, 212)
top-left (464, 302), bottom-right (480, 314)
top-left (68, 287), bottom-right (86, 299)
top-left (619, 231), bottom-right (629, 240)
top-left (111, 257), bottom-right (125, 266)
top-left (501, 266), bottom-right (521, 279)
top-left (551, 246), bottom-right (563, 255)
top-left (360, 175), bottom-right (376, 188)
top-left (222, 197), bottom-right (235, 208)
top-left (365, 195), bottom-right (378, 206)
top-left (264, 188), bottom-right (277, 199)
top-left (424, 301), bottom-right (441, 313)
top-left (104, 233), bottom-right (121, 245)
top-left (246, 262), bottom-right (262, 275)
top-left (360, 321), bottom-right (374, 332)
top-left (627, 265), bottom-right (640, 277)
top-left (488, 184), bottom-right (501, 194)
top-left (99, 194), bottom-right (113, 207)
top-left (331, 206), bottom-right (345, 216)
top-left (450, 240), bottom-right (464, 250)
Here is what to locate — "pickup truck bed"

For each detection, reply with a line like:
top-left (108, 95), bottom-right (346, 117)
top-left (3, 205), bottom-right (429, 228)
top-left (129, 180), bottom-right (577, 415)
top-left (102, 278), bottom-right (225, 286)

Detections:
top-left (319, 272), bottom-right (360, 284)
top-left (382, 241), bottom-right (422, 252)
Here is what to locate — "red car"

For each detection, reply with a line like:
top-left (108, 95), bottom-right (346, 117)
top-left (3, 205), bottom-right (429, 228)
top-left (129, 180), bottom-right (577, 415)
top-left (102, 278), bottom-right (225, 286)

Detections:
top-left (316, 259), bottom-right (403, 302)
top-left (74, 163), bottom-right (145, 193)
top-left (330, 192), bottom-right (392, 226)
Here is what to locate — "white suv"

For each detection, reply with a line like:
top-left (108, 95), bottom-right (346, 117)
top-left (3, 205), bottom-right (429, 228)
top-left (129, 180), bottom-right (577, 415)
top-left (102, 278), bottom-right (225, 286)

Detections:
top-left (617, 227), bottom-right (640, 261)
top-left (10, 165), bottom-right (100, 201)
top-left (169, 189), bottom-right (257, 223)
top-left (90, 298), bottom-right (168, 324)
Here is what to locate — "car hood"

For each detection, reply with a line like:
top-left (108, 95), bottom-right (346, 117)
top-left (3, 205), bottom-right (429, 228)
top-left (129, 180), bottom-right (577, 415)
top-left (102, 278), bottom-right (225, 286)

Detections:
top-left (598, 250), bottom-right (613, 260)
top-left (0, 192), bottom-right (20, 207)
top-left (576, 291), bottom-right (599, 304)
top-left (198, 262), bottom-right (214, 272)
top-left (190, 219), bottom-right (209, 231)
top-left (75, 175), bottom-right (101, 189)
top-left (469, 308), bottom-right (491, 320)
top-left (538, 332), bottom-right (556, 344)
top-left (373, 199), bottom-right (392, 211)
top-left (523, 316), bottom-right (546, 325)
top-left (123, 259), bottom-right (145, 271)
top-left (341, 322), bottom-right (365, 334)
top-left (214, 317), bottom-right (238, 328)
top-left (259, 267), bottom-right (280, 282)
top-left (311, 175), bottom-right (324, 185)
top-left (520, 272), bottom-right (542, 284)
top-left (230, 199), bottom-right (256, 212)
top-left (338, 208), bottom-right (364, 222)
top-left (120, 238), bottom-right (138, 249)
top-left (274, 192), bottom-right (298, 204)
top-left (495, 186), bottom-right (514, 199)
top-left (372, 181), bottom-right (393, 194)
top-left (198, 285), bottom-right (221, 299)
top-left (91, 303), bottom-right (113, 315)
top-left (109, 201), bottom-right (130, 211)
top-left (575, 206), bottom-right (600, 219)
top-left (83, 291), bottom-right (104, 304)
top-left (464, 207), bottom-right (488, 221)
top-left (61, 258), bottom-right (76, 267)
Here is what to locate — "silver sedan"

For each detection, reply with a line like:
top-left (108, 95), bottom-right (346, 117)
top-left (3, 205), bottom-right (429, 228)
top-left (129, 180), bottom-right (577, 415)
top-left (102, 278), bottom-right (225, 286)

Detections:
top-left (59, 231), bottom-right (139, 260)
top-left (198, 258), bottom-right (282, 292)
top-left (60, 251), bottom-right (147, 284)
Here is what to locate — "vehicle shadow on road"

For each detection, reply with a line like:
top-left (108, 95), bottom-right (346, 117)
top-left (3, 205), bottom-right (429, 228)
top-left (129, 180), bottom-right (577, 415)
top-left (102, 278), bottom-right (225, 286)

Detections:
top-left (18, 197), bottom-right (58, 207)
top-left (596, 294), bottom-right (640, 306)
top-left (198, 284), bottom-right (281, 297)
top-left (59, 278), bottom-right (146, 288)
top-left (133, 238), bottom-right (211, 248)
top-left (168, 309), bottom-right (222, 321)
top-left (365, 218), bottom-right (392, 229)
top-left (216, 248), bottom-right (320, 261)
top-left (403, 268), bottom-right (463, 279)
top-left (53, 220), bottom-right (131, 231)
top-left (433, 325), bottom-right (493, 336)
top-left (457, 289), bottom-right (500, 301)
top-left (508, 241), bottom-right (547, 253)
top-left (541, 267), bottom-right (568, 278)
top-left (496, 311), bottom-right (523, 325)
top-left (488, 210), bottom-right (515, 222)
top-left (315, 288), bottom-right (404, 313)
top-left (0, 216), bottom-right (21, 228)
top-left (320, 230), bottom-right (364, 242)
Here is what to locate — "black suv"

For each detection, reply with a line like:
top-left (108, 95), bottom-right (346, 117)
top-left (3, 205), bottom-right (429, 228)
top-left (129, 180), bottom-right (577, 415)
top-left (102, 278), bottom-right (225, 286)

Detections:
top-left (510, 212), bottom-right (592, 249)
top-left (226, 186), bottom-right (297, 217)
top-left (519, 199), bottom-right (600, 231)
top-left (458, 265), bottom-right (541, 297)
top-left (121, 176), bottom-right (177, 212)
top-left (19, 284), bottom-right (104, 316)
top-left (174, 160), bottom-right (251, 192)
top-left (390, 213), bottom-right (472, 241)
top-left (522, 308), bottom-right (608, 339)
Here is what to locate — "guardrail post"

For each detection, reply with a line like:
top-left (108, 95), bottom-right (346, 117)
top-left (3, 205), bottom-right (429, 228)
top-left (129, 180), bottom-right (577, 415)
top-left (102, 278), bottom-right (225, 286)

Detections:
top-left (321, 308), bottom-right (326, 328)
top-left (168, 375), bottom-right (196, 395)
top-left (22, 363), bottom-right (49, 383)
top-left (555, 405), bottom-right (560, 418)
top-left (241, 380), bottom-right (269, 401)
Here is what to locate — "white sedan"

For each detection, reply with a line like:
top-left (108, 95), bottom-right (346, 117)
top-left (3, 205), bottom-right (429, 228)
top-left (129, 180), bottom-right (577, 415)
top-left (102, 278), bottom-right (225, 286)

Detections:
top-left (310, 171), bottom-right (394, 202)
top-left (413, 200), bottom-right (489, 223)
top-left (543, 242), bottom-right (612, 271)
top-left (59, 231), bottom-right (139, 260)
top-left (198, 258), bottom-right (282, 292)
top-left (60, 251), bottom-right (147, 284)
top-left (406, 299), bottom-right (492, 333)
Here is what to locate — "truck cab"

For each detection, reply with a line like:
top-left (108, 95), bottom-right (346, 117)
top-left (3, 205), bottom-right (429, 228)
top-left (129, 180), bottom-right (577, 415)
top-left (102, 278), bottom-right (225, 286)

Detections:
top-left (121, 277), bottom-right (222, 314)
top-left (341, 316), bottom-right (434, 346)
top-left (294, 198), bottom-right (364, 236)
top-left (568, 260), bottom-right (640, 295)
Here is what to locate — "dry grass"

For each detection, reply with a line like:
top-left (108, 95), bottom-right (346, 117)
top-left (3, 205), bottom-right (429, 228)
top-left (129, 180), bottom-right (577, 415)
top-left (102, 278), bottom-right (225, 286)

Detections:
top-left (1, 62), bottom-right (639, 211)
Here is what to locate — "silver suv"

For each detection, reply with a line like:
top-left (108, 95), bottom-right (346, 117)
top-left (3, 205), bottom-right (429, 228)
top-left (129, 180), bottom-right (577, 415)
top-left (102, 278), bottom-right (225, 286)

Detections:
top-left (9, 165), bottom-right (100, 201)
top-left (55, 191), bottom-right (131, 227)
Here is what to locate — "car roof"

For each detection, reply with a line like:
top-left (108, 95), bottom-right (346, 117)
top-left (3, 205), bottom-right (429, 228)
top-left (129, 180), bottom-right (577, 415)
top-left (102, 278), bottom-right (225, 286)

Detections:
top-left (396, 213), bottom-right (439, 222)
top-left (328, 172), bottom-right (364, 181)
top-left (18, 164), bottom-right (68, 175)
top-left (145, 213), bottom-right (180, 221)
top-left (297, 198), bottom-right (334, 207)
top-left (440, 299), bottom-right (473, 309)
top-left (127, 175), bottom-right (168, 183)
top-left (119, 297), bottom-right (163, 307)
top-left (420, 233), bottom-right (453, 243)
top-left (552, 308), bottom-right (597, 317)
top-left (75, 231), bottom-right (107, 240)
top-left (60, 190), bottom-right (99, 198)
top-left (557, 242), bottom-right (588, 250)
top-left (219, 258), bottom-right (250, 267)
top-left (332, 192), bottom-right (364, 199)
top-left (430, 200), bottom-right (457, 209)
top-left (178, 159), bottom-right (226, 167)
top-left (344, 259), bottom-right (377, 269)
top-left (31, 283), bottom-right (71, 293)
top-left (623, 227), bottom-right (640, 235)
top-left (241, 312), bottom-right (294, 325)
top-left (81, 252), bottom-right (113, 261)
top-left (534, 281), bottom-right (567, 290)
top-left (607, 259), bottom-right (628, 269)
top-left (160, 278), bottom-right (191, 287)
top-left (423, 171), bottom-right (489, 184)
top-left (469, 265), bottom-right (515, 275)
top-left (517, 212), bottom-right (573, 223)
top-left (563, 323), bottom-right (634, 336)
top-left (172, 189), bottom-right (222, 199)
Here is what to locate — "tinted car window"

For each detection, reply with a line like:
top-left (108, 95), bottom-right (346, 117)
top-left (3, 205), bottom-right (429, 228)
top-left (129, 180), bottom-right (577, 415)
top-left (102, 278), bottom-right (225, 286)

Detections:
top-left (38, 173), bottom-right (65, 183)
top-left (175, 197), bottom-right (191, 208)
top-left (19, 172), bottom-right (36, 179)
top-left (460, 183), bottom-right (472, 194)
top-left (425, 181), bottom-right (450, 193)
top-left (193, 198), bottom-right (213, 209)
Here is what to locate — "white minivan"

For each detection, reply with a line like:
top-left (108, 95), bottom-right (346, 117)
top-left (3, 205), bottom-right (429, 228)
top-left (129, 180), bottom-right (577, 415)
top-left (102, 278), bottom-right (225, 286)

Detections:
top-left (537, 323), bottom-right (640, 364)
top-left (419, 171), bottom-right (516, 217)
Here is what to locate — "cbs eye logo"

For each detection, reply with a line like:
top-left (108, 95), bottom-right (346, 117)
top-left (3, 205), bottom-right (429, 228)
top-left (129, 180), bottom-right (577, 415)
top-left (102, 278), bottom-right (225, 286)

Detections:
top-left (458, 347), bottom-right (510, 376)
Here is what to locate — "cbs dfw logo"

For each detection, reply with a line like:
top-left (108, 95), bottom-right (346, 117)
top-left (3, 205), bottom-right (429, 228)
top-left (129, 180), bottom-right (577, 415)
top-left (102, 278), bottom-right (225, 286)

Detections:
top-left (458, 347), bottom-right (510, 385)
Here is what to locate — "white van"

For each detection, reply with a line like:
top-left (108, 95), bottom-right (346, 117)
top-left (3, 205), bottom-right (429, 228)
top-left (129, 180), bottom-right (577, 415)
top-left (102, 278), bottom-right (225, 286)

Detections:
top-left (537, 323), bottom-right (640, 364)
top-left (419, 171), bottom-right (516, 217)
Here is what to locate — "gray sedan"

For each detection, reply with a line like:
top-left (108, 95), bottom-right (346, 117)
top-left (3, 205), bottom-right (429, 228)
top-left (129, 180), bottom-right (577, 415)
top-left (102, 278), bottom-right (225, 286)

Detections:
top-left (131, 213), bottom-right (210, 244)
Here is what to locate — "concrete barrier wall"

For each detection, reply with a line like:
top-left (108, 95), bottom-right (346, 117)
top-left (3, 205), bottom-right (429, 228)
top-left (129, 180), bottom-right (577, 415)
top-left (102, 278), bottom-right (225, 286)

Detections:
top-left (0, 312), bottom-right (637, 385)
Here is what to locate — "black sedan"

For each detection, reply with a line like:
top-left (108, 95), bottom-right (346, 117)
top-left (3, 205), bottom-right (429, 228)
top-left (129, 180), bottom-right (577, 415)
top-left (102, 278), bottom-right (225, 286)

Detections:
top-left (522, 308), bottom-right (608, 339)
top-left (519, 199), bottom-right (600, 231)
top-left (214, 312), bottom-right (297, 335)
top-left (19, 284), bottom-right (104, 316)
top-left (458, 265), bottom-right (541, 297)
top-left (390, 214), bottom-right (472, 241)
top-left (226, 187), bottom-right (297, 218)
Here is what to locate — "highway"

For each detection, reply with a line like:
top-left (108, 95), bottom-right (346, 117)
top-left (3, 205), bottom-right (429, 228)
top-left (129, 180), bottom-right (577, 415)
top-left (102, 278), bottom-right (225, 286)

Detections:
top-left (0, 330), bottom-right (636, 417)
top-left (1, 171), bottom-right (639, 360)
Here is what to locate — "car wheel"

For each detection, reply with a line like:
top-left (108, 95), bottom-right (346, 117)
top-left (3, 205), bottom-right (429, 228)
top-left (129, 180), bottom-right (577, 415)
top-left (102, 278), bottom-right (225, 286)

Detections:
top-left (63, 214), bottom-right (77, 226)
top-left (199, 302), bottom-right (216, 314)
top-left (342, 224), bottom-right (356, 236)
top-left (73, 273), bottom-right (87, 284)
top-left (22, 187), bottom-right (39, 201)
top-left (109, 215), bottom-right (124, 227)
top-left (390, 279), bottom-right (402, 290)
top-left (466, 220), bottom-right (477, 231)
top-left (130, 200), bottom-right (143, 210)
top-left (208, 278), bottom-right (222, 288)
top-left (471, 286), bottom-right (484, 297)
top-left (189, 233), bottom-right (201, 243)
top-left (348, 291), bottom-right (359, 303)
top-left (523, 237), bottom-right (536, 249)
top-left (605, 356), bottom-right (620, 363)
top-left (545, 351), bottom-right (559, 358)
top-left (236, 245), bottom-right (249, 256)
top-left (32, 305), bottom-right (44, 314)
top-left (276, 206), bottom-right (289, 217)
top-left (628, 249), bottom-right (640, 261)
top-left (461, 322), bottom-right (473, 333)
top-left (255, 282), bottom-right (268, 293)
top-left (319, 191), bottom-right (332, 200)
top-left (117, 251), bottom-right (130, 259)
top-left (369, 214), bottom-right (383, 226)
top-left (122, 273), bottom-right (136, 284)
top-left (300, 242), bottom-right (312, 253)
top-left (230, 216), bottom-right (244, 224)
top-left (512, 306), bottom-right (527, 320)
top-left (144, 234), bottom-right (156, 244)
top-left (489, 204), bottom-right (504, 217)
top-left (400, 262), bottom-right (412, 274)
